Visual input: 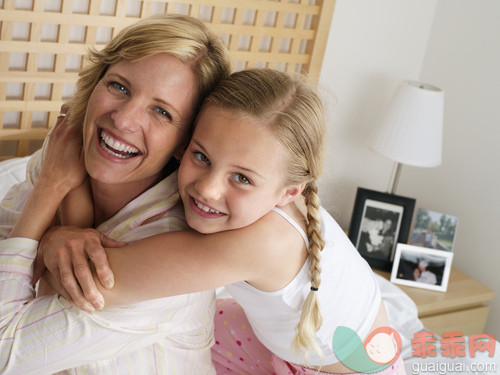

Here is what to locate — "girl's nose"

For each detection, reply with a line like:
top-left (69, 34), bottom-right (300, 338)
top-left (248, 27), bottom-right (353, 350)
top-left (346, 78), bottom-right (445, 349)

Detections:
top-left (195, 172), bottom-right (223, 201)
top-left (111, 101), bottom-right (146, 133)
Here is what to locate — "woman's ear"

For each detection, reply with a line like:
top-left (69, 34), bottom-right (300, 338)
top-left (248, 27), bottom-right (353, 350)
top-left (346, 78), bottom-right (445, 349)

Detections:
top-left (276, 183), bottom-right (306, 207)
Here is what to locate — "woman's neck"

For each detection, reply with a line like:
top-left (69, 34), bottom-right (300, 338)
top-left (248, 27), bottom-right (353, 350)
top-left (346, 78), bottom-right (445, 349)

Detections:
top-left (89, 161), bottom-right (177, 227)
top-left (90, 176), bottom-right (161, 227)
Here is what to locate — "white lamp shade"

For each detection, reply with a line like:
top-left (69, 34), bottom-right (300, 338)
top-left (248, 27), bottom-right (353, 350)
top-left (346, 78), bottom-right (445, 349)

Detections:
top-left (368, 80), bottom-right (444, 167)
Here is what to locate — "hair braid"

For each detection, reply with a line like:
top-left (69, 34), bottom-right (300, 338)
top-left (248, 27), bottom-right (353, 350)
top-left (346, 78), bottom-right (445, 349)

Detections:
top-left (292, 181), bottom-right (325, 357)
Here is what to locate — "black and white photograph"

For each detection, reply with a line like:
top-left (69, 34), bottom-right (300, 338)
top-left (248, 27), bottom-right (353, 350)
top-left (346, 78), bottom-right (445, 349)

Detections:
top-left (356, 199), bottom-right (403, 262)
top-left (390, 244), bottom-right (454, 292)
top-left (349, 188), bottom-right (416, 271)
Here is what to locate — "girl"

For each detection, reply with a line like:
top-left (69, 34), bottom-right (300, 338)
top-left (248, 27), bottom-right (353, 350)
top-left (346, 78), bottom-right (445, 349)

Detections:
top-left (39, 68), bottom-right (406, 374)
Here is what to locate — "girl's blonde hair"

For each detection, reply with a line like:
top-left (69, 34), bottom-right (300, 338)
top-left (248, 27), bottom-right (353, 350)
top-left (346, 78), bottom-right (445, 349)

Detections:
top-left (205, 68), bottom-right (326, 357)
top-left (69, 14), bottom-right (230, 127)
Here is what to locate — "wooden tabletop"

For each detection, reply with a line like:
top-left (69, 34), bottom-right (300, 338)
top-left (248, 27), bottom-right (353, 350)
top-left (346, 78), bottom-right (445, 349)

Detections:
top-left (375, 267), bottom-right (495, 317)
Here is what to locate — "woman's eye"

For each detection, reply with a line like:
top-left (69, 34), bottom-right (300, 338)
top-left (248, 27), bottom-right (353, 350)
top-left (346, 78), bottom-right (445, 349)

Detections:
top-left (194, 151), bottom-right (210, 164)
top-left (233, 174), bottom-right (251, 185)
top-left (109, 81), bottom-right (128, 95)
top-left (154, 107), bottom-right (173, 121)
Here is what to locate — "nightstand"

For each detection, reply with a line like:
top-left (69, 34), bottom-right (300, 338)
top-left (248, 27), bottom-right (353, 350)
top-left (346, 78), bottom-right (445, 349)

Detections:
top-left (375, 267), bottom-right (495, 337)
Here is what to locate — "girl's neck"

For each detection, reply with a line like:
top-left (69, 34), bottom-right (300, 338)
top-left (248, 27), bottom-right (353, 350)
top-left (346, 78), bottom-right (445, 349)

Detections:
top-left (280, 196), bottom-right (307, 221)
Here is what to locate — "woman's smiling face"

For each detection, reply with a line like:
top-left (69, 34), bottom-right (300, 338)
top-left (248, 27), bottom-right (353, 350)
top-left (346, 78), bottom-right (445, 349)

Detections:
top-left (82, 53), bottom-right (198, 189)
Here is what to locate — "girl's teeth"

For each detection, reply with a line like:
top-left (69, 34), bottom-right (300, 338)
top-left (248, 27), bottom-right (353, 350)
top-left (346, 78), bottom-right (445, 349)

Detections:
top-left (194, 199), bottom-right (221, 214)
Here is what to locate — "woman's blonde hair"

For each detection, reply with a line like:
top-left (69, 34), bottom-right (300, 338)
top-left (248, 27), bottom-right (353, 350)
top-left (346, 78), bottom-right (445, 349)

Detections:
top-left (205, 68), bottom-right (326, 357)
top-left (69, 14), bottom-right (230, 127)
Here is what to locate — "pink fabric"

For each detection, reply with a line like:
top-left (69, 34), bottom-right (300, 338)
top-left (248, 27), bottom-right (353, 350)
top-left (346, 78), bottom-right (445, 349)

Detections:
top-left (271, 355), bottom-right (406, 375)
top-left (211, 298), bottom-right (276, 374)
top-left (211, 298), bottom-right (406, 375)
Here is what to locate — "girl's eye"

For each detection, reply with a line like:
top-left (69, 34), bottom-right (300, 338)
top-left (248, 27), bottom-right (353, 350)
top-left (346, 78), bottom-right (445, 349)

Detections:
top-left (194, 151), bottom-right (210, 165)
top-left (108, 81), bottom-right (129, 95)
top-left (154, 106), bottom-right (173, 122)
top-left (233, 174), bottom-right (251, 185)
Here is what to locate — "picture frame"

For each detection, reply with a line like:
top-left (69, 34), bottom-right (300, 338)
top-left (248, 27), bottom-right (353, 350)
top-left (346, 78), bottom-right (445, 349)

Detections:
top-left (348, 187), bottom-right (416, 271)
top-left (390, 244), bottom-right (454, 292)
top-left (409, 208), bottom-right (459, 252)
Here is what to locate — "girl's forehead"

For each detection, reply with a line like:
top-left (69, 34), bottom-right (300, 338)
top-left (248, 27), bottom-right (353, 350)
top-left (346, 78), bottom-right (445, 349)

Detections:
top-left (197, 107), bottom-right (286, 165)
top-left (196, 105), bottom-right (268, 130)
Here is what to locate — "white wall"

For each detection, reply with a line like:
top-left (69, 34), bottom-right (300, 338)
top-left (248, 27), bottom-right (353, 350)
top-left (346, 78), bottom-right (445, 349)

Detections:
top-left (317, 0), bottom-right (438, 221)
top-left (406, 0), bottom-right (500, 338)
top-left (317, 0), bottom-right (499, 337)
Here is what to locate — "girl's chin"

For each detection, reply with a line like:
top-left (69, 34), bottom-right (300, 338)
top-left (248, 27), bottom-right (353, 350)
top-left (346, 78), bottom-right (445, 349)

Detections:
top-left (186, 218), bottom-right (222, 235)
top-left (188, 223), bottom-right (214, 234)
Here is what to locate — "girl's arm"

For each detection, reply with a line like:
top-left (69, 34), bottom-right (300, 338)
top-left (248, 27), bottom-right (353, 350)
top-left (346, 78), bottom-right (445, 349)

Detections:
top-left (40, 208), bottom-right (306, 310)
top-left (104, 210), bottom-right (305, 307)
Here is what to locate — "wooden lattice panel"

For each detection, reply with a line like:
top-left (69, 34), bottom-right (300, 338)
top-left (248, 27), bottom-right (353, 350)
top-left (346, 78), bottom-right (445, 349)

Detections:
top-left (0, 0), bottom-right (335, 159)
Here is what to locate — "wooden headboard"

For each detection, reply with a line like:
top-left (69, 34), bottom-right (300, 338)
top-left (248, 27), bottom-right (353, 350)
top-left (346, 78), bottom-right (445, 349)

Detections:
top-left (0, 0), bottom-right (335, 160)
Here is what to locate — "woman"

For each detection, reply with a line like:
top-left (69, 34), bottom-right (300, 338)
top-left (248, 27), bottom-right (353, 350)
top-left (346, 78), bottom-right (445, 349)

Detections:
top-left (0, 14), bottom-right (230, 374)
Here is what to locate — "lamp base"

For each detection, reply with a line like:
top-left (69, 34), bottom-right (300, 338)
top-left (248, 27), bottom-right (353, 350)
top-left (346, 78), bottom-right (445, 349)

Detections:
top-left (388, 162), bottom-right (402, 194)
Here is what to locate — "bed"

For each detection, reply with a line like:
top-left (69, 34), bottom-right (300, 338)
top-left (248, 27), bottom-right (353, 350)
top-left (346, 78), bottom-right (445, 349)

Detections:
top-left (0, 1), bottom-right (498, 373)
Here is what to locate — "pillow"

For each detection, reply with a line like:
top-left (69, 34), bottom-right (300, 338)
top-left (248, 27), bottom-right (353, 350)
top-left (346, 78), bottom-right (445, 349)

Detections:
top-left (0, 156), bottom-right (30, 200)
top-left (375, 273), bottom-right (424, 360)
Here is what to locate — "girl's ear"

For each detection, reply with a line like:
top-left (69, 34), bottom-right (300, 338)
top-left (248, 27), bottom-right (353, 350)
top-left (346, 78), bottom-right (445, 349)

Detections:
top-left (173, 149), bottom-right (184, 162)
top-left (173, 143), bottom-right (187, 162)
top-left (276, 183), bottom-right (306, 207)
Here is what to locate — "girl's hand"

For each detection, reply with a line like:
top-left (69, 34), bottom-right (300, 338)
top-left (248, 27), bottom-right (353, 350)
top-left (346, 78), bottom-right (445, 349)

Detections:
top-left (34, 226), bottom-right (127, 312)
top-left (37, 105), bottom-right (86, 192)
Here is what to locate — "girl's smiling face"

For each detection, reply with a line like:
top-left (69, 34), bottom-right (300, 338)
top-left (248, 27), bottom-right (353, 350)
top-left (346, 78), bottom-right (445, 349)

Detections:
top-left (82, 53), bottom-right (198, 190)
top-left (178, 105), bottom-right (300, 234)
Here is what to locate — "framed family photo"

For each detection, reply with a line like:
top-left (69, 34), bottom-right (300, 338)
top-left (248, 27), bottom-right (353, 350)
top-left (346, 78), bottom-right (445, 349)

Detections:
top-left (390, 244), bottom-right (454, 292)
top-left (348, 187), bottom-right (416, 271)
top-left (409, 208), bottom-right (459, 252)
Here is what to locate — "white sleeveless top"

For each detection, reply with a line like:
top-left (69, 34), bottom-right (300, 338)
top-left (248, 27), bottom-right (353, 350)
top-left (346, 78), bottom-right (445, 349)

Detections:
top-left (224, 206), bottom-right (381, 365)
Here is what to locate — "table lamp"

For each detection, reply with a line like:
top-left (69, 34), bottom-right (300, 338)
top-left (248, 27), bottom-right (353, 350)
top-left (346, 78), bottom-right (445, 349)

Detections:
top-left (367, 79), bottom-right (444, 194)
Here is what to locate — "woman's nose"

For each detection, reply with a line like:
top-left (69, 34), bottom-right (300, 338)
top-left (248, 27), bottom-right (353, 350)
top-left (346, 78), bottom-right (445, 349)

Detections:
top-left (111, 101), bottom-right (146, 133)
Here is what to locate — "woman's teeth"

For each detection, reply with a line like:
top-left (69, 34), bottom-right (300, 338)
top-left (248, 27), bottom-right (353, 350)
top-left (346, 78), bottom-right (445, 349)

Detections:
top-left (194, 199), bottom-right (221, 214)
top-left (100, 130), bottom-right (139, 158)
